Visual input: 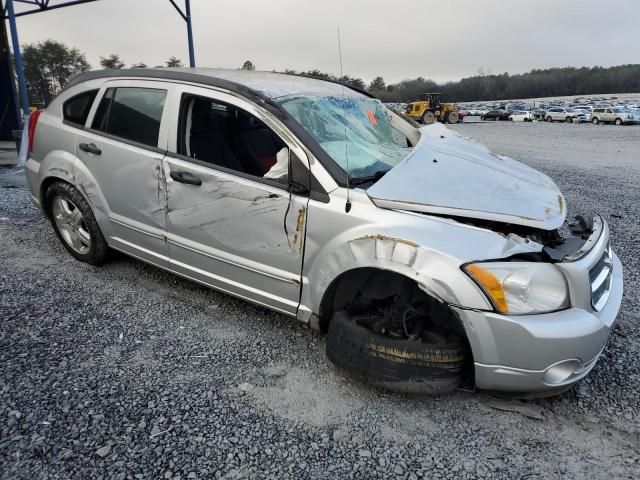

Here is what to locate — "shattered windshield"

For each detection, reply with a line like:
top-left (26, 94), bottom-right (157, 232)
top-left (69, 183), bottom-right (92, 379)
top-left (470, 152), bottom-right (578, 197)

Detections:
top-left (277, 95), bottom-right (413, 179)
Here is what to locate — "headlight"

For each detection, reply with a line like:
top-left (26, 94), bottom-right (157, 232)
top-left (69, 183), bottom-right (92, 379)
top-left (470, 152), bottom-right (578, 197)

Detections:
top-left (465, 262), bottom-right (570, 315)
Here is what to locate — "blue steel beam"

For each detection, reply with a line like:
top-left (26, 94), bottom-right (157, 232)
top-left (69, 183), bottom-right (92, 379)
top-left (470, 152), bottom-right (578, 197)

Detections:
top-left (168, 0), bottom-right (196, 67)
top-left (5, 0), bottom-right (28, 127)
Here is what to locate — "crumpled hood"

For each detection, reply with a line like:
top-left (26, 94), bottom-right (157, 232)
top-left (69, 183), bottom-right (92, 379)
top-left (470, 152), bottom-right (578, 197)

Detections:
top-left (367, 123), bottom-right (566, 230)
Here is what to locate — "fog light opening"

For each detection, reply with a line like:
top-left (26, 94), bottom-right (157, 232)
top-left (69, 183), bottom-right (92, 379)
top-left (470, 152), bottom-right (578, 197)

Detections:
top-left (543, 360), bottom-right (581, 385)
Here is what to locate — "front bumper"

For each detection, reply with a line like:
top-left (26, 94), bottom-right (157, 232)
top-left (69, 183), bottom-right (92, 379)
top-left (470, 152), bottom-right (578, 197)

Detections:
top-left (457, 218), bottom-right (624, 392)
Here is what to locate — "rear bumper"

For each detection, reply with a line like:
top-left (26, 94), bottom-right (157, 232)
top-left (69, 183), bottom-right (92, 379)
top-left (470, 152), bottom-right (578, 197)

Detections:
top-left (456, 217), bottom-right (623, 393)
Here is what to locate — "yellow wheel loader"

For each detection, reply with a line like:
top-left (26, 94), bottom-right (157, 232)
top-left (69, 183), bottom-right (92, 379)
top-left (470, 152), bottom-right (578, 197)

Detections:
top-left (405, 93), bottom-right (460, 124)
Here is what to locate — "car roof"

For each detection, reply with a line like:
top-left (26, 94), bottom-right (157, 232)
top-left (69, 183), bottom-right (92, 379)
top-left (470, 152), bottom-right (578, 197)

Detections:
top-left (65, 68), bottom-right (370, 101)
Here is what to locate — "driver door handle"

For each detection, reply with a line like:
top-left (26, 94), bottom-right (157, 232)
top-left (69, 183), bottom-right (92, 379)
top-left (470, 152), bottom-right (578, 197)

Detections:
top-left (79, 143), bottom-right (101, 155)
top-left (170, 170), bottom-right (202, 186)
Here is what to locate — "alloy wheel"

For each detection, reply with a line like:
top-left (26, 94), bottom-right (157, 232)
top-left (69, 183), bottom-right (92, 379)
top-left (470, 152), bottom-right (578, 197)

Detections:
top-left (52, 196), bottom-right (91, 254)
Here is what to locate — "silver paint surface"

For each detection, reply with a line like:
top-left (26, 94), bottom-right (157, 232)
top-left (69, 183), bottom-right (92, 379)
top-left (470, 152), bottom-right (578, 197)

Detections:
top-left (24, 71), bottom-right (624, 393)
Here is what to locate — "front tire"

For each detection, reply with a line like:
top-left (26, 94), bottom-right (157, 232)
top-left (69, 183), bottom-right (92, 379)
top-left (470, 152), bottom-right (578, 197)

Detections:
top-left (592, 117), bottom-right (599, 125)
top-left (326, 311), bottom-right (467, 393)
top-left (422, 111), bottom-right (436, 125)
top-left (45, 182), bottom-right (109, 265)
top-left (615, 118), bottom-right (623, 125)
top-left (546, 116), bottom-right (552, 122)
top-left (565, 117), bottom-right (573, 123)
top-left (446, 111), bottom-right (459, 124)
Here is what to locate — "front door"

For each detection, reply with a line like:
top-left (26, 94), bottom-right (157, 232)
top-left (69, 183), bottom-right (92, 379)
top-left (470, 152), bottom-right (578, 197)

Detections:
top-left (162, 87), bottom-right (309, 315)
top-left (79, 81), bottom-right (173, 266)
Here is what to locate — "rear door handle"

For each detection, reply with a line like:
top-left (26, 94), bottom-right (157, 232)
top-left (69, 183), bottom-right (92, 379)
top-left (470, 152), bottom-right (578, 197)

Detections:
top-left (170, 170), bottom-right (202, 186)
top-left (79, 143), bottom-right (101, 155)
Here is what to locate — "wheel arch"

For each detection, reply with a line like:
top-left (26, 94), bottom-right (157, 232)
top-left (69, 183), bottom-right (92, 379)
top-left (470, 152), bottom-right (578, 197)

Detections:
top-left (36, 152), bottom-right (110, 227)
top-left (317, 267), bottom-right (467, 334)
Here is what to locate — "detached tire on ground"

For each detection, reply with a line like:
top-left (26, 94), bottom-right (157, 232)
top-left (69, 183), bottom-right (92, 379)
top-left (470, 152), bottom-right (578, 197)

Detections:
top-left (326, 311), bottom-right (467, 393)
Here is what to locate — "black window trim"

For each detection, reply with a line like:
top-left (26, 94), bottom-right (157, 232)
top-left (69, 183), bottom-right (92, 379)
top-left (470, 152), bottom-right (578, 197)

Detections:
top-left (83, 127), bottom-right (167, 155)
top-left (62, 89), bottom-right (100, 129)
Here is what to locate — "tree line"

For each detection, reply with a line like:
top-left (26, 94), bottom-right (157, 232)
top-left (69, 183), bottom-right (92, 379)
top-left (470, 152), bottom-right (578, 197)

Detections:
top-left (21, 40), bottom-right (185, 105)
top-left (19, 39), bottom-right (640, 106)
top-left (283, 65), bottom-right (640, 103)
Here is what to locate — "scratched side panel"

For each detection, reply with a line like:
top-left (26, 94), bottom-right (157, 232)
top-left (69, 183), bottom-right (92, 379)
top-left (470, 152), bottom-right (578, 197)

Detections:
top-left (74, 129), bottom-right (170, 266)
top-left (164, 156), bottom-right (306, 315)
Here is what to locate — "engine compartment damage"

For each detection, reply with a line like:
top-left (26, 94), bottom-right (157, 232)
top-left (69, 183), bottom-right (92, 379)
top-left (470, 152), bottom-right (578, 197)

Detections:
top-left (429, 213), bottom-right (600, 263)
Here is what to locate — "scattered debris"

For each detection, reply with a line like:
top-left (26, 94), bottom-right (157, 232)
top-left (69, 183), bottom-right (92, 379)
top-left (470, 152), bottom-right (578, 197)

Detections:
top-left (479, 396), bottom-right (545, 420)
top-left (149, 426), bottom-right (173, 439)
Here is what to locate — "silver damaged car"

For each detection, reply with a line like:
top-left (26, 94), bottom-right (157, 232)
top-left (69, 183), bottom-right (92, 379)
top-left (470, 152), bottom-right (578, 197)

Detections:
top-left (24, 69), bottom-right (623, 395)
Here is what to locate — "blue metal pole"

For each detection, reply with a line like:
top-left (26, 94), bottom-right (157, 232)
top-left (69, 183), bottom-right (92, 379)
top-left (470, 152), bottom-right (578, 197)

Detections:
top-left (6, 0), bottom-right (29, 128)
top-left (185, 0), bottom-right (195, 67)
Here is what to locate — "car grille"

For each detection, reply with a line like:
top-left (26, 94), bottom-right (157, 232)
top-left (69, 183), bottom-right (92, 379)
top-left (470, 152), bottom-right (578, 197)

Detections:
top-left (589, 244), bottom-right (613, 311)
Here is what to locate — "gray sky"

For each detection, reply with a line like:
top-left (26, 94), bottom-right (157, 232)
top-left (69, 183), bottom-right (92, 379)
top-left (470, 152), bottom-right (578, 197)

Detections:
top-left (9, 0), bottom-right (640, 84)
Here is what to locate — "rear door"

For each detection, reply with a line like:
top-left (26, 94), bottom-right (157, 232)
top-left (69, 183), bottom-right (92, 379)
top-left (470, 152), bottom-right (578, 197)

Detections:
top-left (162, 85), bottom-right (311, 315)
top-left (604, 108), bottom-right (614, 122)
top-left (78, 80), bottom-right (174, 266)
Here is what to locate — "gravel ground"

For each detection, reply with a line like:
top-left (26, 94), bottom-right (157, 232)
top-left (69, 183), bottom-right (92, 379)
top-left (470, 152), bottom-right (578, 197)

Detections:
top-left (1, 122), bottom-right (639, 479)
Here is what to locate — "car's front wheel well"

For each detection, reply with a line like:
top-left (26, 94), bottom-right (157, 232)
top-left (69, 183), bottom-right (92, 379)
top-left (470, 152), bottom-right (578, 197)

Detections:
top-left (319, 268), bottom-right (469, 344)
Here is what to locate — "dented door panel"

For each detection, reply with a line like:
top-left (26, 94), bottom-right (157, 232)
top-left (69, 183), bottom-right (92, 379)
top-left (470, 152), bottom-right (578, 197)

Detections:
top-left (163, 156), bottom-right (307, 315)
top-left (75, 131), bottom-right (170, 267)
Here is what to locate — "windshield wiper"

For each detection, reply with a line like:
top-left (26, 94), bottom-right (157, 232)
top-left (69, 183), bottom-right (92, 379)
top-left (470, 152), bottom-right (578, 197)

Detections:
top-left (349, 170), bottom-right (389, 186)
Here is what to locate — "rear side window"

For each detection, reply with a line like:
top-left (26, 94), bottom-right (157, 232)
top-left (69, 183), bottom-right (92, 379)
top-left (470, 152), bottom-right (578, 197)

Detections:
top-left (63, 90), bottom-right (98, 126)
top-left (92, 87), bottom-right (167, 147)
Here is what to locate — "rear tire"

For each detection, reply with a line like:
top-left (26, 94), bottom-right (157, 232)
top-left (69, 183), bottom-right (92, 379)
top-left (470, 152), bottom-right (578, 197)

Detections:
top-left (326, 311), bottom-right (467, 394)
top-left (546, 116), bottom-right (552, 122)
top-left (446, 111), bottom-right (459, 124)
top-left (45, 181), bottom-right (109, 265)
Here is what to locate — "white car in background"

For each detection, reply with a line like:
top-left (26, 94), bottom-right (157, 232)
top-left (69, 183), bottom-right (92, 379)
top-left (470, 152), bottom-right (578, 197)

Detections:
top-left (545, 107), bottom-right (587, 123)
top-left (509, 111), bottom-right (535, 122)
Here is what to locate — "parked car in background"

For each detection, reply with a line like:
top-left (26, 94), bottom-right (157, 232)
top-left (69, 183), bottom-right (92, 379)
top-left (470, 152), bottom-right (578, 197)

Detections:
top-left (22, 68), bottom-right (623, 396)
top-left (591, 107), bottom-right (636, 125)
top-left (574, 107), bottom-right (592, 121)
top-left (545, 107), bottom-right (587, 123)
top-left (532, 108), bottom-right (547, 121)
top-left (509, 111), bottom-right (535, 122)
top-left (469, 107), bottom-right (489, 116)
top-left (481, 109), bottom-right (510, 121)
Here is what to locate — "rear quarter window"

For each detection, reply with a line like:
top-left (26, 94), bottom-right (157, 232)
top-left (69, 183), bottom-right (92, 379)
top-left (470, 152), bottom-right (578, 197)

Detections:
top-left (63, 90), bottom-right (98, 126)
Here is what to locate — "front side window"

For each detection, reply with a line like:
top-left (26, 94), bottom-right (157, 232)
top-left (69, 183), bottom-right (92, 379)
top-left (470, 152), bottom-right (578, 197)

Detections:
top-left (176, 95), bottom-right (288, 183)
top-left (278, 95), bottom-right (412, 179)
top-left (92, 87), bottom-right (167, 147)
top-left (63, 90), bottom-right (98, 126)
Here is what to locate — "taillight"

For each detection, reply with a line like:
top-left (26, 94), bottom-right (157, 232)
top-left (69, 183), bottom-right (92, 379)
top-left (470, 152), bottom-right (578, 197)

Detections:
top-left (28, 110), bottom-right (42, 154)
